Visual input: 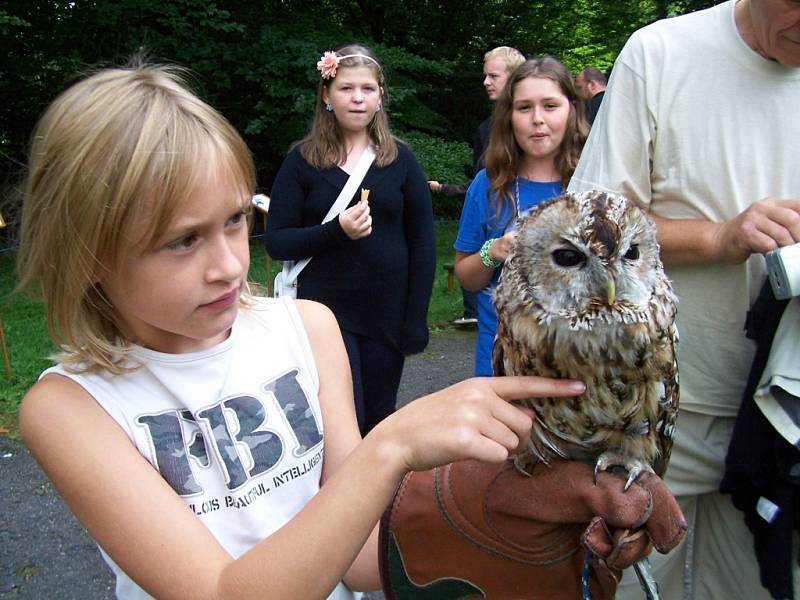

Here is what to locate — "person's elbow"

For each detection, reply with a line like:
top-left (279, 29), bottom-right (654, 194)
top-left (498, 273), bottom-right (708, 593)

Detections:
top-left (457, 276), bottom-right (484, 293)
top-left (341, 533), bottom-right (382, 593)
top-left (263, 232), bottom-right (290, 261)
top-left (454, 253), bottom-right (486, 292)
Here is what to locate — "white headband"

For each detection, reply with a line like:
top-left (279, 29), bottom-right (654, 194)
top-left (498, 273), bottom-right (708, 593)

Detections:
top-left (317, 51), bottom-right (381, 80)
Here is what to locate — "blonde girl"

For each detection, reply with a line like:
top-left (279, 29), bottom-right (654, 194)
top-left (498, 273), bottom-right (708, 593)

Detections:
top-left (454, 56), bottom-right (589, 376)
top-left (17, 63), bottom-right (583, 599)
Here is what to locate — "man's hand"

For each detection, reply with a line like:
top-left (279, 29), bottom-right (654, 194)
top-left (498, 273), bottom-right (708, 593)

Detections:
top-left (652, 198), bottom-right (800, 266)
top-left (712, 197), bottom-right (800, 263)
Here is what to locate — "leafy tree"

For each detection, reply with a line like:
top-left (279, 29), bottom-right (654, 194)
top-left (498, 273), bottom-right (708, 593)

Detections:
top-left (0, 0), bottom-right (726, 226)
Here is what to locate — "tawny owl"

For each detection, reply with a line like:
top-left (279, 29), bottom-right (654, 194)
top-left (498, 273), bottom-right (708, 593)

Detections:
top-left (493, 190), bottom-right (679, 488)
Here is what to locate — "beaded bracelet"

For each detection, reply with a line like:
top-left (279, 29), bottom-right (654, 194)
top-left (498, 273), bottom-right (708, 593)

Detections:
top-left (480, 238), bottom-right (502, 268)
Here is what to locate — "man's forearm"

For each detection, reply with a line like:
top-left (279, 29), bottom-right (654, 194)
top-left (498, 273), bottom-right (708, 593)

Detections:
top-left (650, 214), bottom-right (721, 267)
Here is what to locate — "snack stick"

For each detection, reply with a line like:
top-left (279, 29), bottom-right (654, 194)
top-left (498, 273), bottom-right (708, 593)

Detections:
top-left (361, 188), bottom-right (370, 203)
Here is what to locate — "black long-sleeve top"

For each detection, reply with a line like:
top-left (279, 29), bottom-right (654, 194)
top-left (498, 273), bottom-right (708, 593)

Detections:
top-left (265, 143), bottom-right (436, 354)
top-left (586, 91), bottom-right (605, 125)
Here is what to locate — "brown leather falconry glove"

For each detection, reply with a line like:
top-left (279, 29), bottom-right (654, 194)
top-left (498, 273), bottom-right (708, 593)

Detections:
top-left (379, 458), bottom-right (686, 600)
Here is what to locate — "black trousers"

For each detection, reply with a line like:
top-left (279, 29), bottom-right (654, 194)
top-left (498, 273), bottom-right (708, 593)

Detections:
top-left (341, 330), bottom-right (405, 436)
top-left (462, 287), bottom-right (478, 319)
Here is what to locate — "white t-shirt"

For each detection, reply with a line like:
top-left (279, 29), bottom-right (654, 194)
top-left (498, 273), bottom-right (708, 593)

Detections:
top-left (569, 0), bottom-right (800, 416)
top-left (44, 297), bottom-right (356, 600)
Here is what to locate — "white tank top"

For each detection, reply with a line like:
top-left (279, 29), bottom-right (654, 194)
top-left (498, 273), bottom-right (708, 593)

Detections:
top-left (44, 297), bottom-right (357, 599)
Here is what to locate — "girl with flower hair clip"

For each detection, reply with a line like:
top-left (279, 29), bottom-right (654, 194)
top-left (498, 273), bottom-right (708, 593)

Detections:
top-left (266, 44), bottom-right (436, 436)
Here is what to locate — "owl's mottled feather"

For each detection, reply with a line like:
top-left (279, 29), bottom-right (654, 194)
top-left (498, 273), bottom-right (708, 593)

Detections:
top-left (493, 190), bottom-right (679, 481)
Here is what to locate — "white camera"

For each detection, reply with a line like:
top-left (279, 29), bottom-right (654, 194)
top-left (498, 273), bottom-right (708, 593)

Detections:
top-left (765, 242), bottom-right (800, 300)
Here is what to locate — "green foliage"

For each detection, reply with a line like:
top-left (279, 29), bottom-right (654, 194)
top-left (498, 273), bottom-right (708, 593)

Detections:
top-left (401, 132), bottom-right (471, 183)
top-left (0, 0), bottom-right (724, 234)
top-left (0, 252), bottom-right (54, 434)
top-left (427, 221), bottom-right (465, 329)
top-left (401, 132), bottom-right (471, 220)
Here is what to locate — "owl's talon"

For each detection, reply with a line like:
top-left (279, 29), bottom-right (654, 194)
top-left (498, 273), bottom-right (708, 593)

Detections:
top-left (513, 454), bottom-right (536, 477)
top-left (593, 452), bottom-right (614, 485)
top-left (594, 453), bottom-right (654, 491)
top-left (624, 466), bottom-right (642, 491)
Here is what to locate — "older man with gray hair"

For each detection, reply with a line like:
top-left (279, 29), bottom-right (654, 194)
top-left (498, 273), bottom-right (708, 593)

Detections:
top-left (569, 0), bottom-right (800, 598)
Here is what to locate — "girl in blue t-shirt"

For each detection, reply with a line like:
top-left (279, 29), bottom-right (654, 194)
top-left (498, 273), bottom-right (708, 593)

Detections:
top-left (454, 56), bottom-right (589, 376)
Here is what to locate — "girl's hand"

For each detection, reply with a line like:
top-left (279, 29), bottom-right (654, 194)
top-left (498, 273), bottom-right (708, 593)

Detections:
top-left (489, 231), bottom-right (517, 263)
top-left (339, 201), bottom-right (372, 240)
top-left (371, 376), bottom-right (586, 473)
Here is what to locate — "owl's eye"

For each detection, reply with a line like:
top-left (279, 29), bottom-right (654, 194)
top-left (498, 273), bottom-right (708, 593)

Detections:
top-left (624, 244), bottom-right (640, 260)
top-left (552, 248), bottom-right (586, 267)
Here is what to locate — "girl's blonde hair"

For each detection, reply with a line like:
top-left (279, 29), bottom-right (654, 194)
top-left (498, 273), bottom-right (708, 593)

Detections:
top-left (298, 44), bottom-right (398, 168)
top-left (484, 56), bottom-right (588, 221)
top-left (16, 63), bottom-right (256, 374)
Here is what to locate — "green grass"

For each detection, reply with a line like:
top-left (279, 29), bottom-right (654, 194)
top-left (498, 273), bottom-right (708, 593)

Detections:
top-left (0, 221), bottom-right (464, 436)
top-left (428, 220), bottom-right (466, 329)
top-left (0, 263), bottom-right (54, 435)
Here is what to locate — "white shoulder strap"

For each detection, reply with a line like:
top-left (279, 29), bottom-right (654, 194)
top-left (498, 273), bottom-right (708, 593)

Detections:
top-left (286, 145), bottom-right (376, 281)
top-left (322, 145), bottom-right (376, 223)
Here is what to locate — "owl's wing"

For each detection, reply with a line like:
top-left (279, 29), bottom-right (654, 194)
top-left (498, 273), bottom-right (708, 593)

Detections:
top-left (491, 331), bottom-right (507, 376)
top-left (652, 322), bottom-right (680, 478)
top-left (492, 315), bottom-right (541, 377)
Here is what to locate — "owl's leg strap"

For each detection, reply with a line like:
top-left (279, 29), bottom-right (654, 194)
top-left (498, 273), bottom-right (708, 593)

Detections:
top-left (581, 551), bottom-right (593, 600)
top-left (583, 547), bottom-right (662, 600)
top-left (633, 557), bottom-right (661, 600)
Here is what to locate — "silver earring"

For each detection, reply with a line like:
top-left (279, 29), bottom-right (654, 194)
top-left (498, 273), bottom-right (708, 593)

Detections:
top-left (325, 103), bottom-right (333, 112)
top-left (375, 104), bottom-right (382, 112)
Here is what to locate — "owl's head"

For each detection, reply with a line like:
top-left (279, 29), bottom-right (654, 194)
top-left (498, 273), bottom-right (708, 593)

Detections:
top-left (500, 190), bottom-right (670, 325)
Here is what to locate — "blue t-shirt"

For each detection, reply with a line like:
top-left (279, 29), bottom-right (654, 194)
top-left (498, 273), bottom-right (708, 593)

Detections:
top-left (454, 169), bottom-right (561, 376)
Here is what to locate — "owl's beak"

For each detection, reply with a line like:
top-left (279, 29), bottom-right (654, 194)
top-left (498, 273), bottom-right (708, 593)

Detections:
top-left (606, 278), bottom-right (616, 306)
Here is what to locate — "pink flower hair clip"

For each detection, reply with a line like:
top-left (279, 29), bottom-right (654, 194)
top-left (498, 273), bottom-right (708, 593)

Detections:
top-left (317, 51), bottom-right (382, 80)
top-left (317, 51), bottom-right (340, 80)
